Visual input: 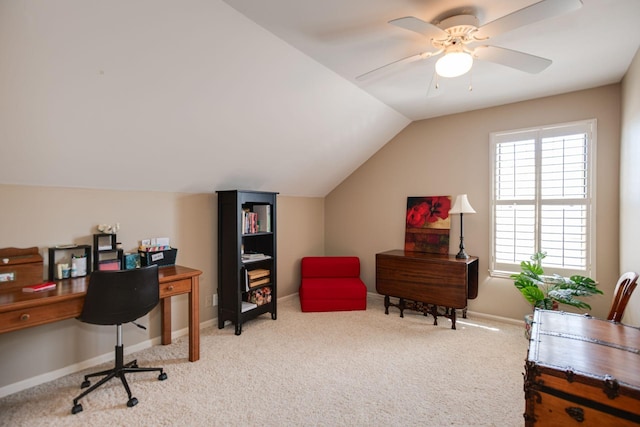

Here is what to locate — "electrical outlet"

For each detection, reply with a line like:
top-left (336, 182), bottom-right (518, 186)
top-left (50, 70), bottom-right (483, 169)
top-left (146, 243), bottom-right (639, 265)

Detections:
top-left (205, 294), bottom-right (212, 307)
top-left (213, 294), bottom-right (218, 306)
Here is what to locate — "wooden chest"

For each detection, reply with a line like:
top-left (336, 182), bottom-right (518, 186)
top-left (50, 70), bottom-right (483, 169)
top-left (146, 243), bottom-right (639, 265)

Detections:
top-left (524, 309), bottom-right (640, 426)
top-left (0, 247), bottom-right (43, 291)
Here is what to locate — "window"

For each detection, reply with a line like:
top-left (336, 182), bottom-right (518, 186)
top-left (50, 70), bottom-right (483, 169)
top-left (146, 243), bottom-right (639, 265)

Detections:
top-left (489, 120), bottom-right (596, 278)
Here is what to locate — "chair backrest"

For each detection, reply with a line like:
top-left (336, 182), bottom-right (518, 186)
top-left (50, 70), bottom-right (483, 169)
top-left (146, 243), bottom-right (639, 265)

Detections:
top-left (606, 272), bottom-right (639, 323)
top-left (301, 256), bottom-right (360, 279)
top-left (79, 265), bottom-right (160, 325)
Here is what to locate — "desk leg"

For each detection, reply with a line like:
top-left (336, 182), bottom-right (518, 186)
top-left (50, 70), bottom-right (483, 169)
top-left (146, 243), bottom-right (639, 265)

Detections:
top-left (188, 276), bottom-right (200, 362)
top-left (161, 297), bottom-right (172, 345)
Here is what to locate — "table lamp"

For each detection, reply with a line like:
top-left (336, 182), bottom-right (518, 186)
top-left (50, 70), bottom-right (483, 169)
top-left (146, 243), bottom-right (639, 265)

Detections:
top-left (449, 194), bottom-right (476, 259)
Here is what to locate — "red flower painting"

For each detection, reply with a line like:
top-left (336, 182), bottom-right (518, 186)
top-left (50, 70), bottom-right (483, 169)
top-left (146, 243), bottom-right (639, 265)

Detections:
top-left (406, 196), bottom-right (451, 228)
top-left (405, 196), bottom-right (451, 254)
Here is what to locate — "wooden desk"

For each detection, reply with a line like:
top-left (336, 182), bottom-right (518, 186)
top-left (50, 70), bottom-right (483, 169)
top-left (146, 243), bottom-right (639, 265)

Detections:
top-left (375, 250), bottom-right (479, 329)
top-left (0, 265), bottom-right (202, 362)
top-left (525, 310), bottom-right (640, 425)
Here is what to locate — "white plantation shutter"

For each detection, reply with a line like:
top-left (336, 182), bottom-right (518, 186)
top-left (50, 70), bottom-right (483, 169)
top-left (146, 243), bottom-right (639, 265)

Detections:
top-left (490, 120), bottom-right (595, 277)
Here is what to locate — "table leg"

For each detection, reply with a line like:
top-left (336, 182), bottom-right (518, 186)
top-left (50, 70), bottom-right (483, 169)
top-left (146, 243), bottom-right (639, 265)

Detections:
top-left (429, 304), bottom-right (438, 326)
top-left (188, 276), bottom-right (200, 362)
top-left (451, 308), bottom-right (457, 330)
top-left (161, 297), bottom-right (172, 345)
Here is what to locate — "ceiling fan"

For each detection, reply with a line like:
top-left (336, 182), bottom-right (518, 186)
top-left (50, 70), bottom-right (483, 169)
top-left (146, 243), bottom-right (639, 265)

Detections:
top-left (356, 0), bottom-right (583, 81)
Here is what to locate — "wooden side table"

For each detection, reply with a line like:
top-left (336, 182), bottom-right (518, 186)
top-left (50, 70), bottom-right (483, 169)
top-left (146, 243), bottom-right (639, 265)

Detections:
top-left (375, 250), bottom-right (478, 329)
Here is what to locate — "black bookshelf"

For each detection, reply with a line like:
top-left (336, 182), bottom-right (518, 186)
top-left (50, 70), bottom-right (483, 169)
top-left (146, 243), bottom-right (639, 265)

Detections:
top-left (216, 190), bottom-right (277, 335)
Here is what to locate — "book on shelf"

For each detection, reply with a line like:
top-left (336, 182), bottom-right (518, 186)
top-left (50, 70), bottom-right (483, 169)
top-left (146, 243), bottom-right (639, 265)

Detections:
top-left (241, 301), bottom-right (258, 313)
top-left (242, 205), bottom-right (272, 234)
top-left (242, 209), bottom-right (259, 234)
top-left (22, 282), bottom-right (56, 293)
top-left (247, 268), bottom-right (270, 280)
top-left (249, 277), bottom-right (270, 288)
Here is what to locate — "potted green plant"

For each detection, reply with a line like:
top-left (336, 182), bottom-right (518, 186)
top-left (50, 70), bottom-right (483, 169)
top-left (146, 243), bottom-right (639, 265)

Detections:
top-left (512, 251), bottom-right (601, 310)
top-left (511, 252), bottom-right (602, 339)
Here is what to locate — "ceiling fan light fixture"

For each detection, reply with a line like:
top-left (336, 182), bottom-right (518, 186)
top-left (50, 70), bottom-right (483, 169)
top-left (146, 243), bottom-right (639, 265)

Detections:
top-left (435, 51), bottom-right (473, 78)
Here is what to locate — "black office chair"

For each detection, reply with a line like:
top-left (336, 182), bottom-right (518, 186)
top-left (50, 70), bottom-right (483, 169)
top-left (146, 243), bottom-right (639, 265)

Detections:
top-left (71, 265), bottom-right (167, 414)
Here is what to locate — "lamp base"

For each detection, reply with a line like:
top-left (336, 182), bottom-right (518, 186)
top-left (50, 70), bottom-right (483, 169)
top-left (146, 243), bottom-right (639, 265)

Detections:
top-left (455, 250), bottom-right (469, 259)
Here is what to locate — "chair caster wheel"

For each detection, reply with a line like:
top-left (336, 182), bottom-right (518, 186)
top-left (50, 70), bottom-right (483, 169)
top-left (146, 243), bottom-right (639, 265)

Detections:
top-left (81, 380), bottom-right (90, 388)
top-left (158, 372), bottom-right (167, 381)
top-left (71, 403), bottom-right (83, 414)
top-left (127, 397), bottom-right (138, 408)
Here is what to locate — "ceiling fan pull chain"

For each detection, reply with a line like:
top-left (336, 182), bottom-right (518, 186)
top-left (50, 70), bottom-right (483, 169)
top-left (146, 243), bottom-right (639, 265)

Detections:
top-left (435, 73), bottom-right (439, 89)
top-left (468, 70), bottom-right (473, 92)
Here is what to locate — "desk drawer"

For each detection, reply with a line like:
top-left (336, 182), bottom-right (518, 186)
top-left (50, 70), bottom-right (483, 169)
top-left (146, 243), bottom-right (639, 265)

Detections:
top-left (0, 298), bottom-right (83, 333)
top-left (160, 279), bottom-right (191, 297)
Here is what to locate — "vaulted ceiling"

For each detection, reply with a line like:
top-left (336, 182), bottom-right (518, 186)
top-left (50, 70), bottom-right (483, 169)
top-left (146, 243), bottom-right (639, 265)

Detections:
top-left (224, 0), bottom-right (640, 120)
top-left (1, 1), bottom-right (638, 196)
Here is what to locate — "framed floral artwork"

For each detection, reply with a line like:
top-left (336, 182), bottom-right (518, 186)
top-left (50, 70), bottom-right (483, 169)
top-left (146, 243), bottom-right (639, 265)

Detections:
top-left (404, 196), bottom-right (451, 254)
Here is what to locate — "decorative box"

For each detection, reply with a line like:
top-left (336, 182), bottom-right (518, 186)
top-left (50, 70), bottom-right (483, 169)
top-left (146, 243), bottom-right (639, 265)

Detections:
top-left (139, 248), bottom-right (178, 267)
top-left (525, 309), bottom-right (640, 425)
top-left (247, 286), bottom-right (272, 306)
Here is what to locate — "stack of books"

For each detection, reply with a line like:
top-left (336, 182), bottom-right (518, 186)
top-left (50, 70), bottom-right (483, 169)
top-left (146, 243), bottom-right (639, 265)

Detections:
top-left (242, 209), bottom-right (259, 234)
top-left (247, 268), bottom-right (270, 288)
top-left (241, 205), bottom-right (272, 234)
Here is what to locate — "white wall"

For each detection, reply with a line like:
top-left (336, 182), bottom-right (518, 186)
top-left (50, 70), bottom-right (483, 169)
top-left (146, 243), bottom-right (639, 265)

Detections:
top-left (0, 0), bottom-right (408, 197)
top-left (620, 47), bottom-right (640, 326)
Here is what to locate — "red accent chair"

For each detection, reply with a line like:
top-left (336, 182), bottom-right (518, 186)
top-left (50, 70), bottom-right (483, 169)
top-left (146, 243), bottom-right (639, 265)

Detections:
top-left (299, 256), bottom-right (367, 312)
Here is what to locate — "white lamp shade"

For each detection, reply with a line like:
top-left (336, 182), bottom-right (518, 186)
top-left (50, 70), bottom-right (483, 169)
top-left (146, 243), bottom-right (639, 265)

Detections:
top-left (435, 51), bottom-right (473, 78)
top-left (449, 194), bottom-right (476, 214)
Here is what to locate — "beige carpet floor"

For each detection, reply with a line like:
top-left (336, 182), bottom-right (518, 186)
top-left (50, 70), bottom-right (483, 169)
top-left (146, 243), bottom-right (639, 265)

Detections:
top-left (0, 295), bottom-right (528, 426)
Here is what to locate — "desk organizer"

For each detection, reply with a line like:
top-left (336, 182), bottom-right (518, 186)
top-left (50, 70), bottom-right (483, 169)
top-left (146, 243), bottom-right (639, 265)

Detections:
top-left (139, 248), bottom-right (178, 267)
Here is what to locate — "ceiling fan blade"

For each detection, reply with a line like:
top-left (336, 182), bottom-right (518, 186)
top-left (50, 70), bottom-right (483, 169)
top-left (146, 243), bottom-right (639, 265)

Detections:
top-left (388, 16), bottom-right (448, 39)
top-left (356, 52), bottom-right (433, 81)
top-left (474, 46), bottom-right (552, 74)
top-left (475, 0), bottom-right (583, 39)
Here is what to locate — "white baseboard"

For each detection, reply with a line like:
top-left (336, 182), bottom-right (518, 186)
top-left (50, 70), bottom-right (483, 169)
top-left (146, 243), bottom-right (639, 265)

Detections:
top-left (465, 310), bottom-right (522, 326)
